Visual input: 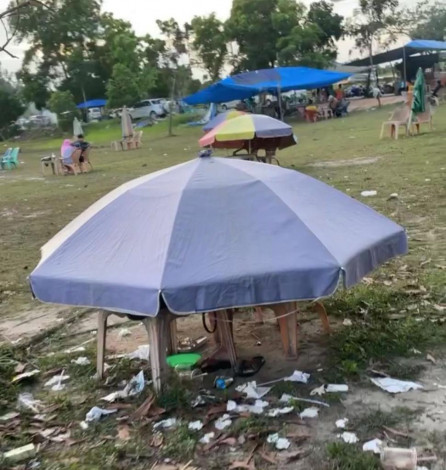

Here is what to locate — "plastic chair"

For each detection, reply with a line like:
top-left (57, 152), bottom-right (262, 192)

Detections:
top-left (1, 147), bottom-right (19, 169)
top-left (380, 106), bottom-right (410, 139)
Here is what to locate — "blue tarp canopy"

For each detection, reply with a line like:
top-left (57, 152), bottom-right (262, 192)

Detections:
top-left (406, 39), bottom-right (446, 50)
top-left (184, 67), bottom-right (351, 105)
top-left (77, 99), bottom-right (107, 109)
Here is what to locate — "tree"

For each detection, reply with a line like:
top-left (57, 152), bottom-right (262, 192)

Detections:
top-left (1, 1), bottom-right (49, 58)
top-left (348, 0), bottom-right (401, 67)
top-left (410, 1), bottom-right (446, 40)
top-left (0, 90), bottom-right (24, 139)
top-left (226, 0), bottom-right (344, 71)
top-left (48, 90), bottom-right (77, 131)
top-left (10, 0), bottom-right (103, 104)
top-left (106, 64), bottom-right (141, 108)
top-left (190, 14), bottom-right (228, 81)
top-left (276, 1), bottom-right (344, 67)
top-left (226, 0), bottom-right (279, 70)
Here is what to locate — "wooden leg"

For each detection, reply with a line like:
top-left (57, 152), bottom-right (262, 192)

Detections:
top-left (313, 301), bottom-right (330, 334)
top-left (253, 307), bottom-right (264, 324)
top-left (143, 312), bottom-right (170, 394)
top-left (270, 302), bottom-right (299, 358)
top-left (168, 315), bottom-right (178, 355)
top-left (96, 311), bottom-right (109, 379)
top-left (380, 123), bottom-right (385, 139)
top-left (215, 310), bottom-right (237, 368)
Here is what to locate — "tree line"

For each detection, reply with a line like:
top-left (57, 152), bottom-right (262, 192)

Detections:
top-left (0, 0), bottom-right (444, 133)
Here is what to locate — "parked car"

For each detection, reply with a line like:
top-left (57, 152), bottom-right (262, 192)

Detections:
top-left (88, 107), bottom-right (102, 121)
top-left (218, 100), bottom-right (239, 111)
top-left (129, 99), bottom-right (166, 120)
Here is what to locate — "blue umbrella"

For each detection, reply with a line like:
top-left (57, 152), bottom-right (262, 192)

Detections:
top-left (184, 67), bottom-right (351, 105)
top-left (30, 155), bottom-right (407, 317)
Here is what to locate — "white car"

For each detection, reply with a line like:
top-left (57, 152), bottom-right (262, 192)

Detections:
top-left (218, 100), bottom-right (239, 111)
top-left (88, 107), bottom-right (102, 121)
top-left (129, 99), bottom-right (166, 120)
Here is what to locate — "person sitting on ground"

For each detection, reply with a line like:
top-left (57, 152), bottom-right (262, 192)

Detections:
top-left (71, 134), bottom-right (91, 171)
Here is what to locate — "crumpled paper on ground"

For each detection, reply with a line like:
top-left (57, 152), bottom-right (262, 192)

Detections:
top-left (267, 433), bottom-right (290, 450)
top-left (101, 370), bottom-right (145, 402)
top-left (188, 420), bottom-right (203, 431)
top-left (153, 418), bottom-right (177, 430)
top-left (362, 438), bottom-right (383, 453)
top-left (338, 432), bottom-right (358, 444)
top-left (235, 381), bottom-right (271, 399)
top-left (227, 399), bottom-right (269, 414)
top-left (17, 393), bottom-right (43, 413)
top-left (285, 370), bottom-right (310, 383)
top-left (214, 414), bottom-right (232, 430)
top-left (370, 377), bottom-right (423, 393)
top-left (299, 407), bottom-right (319, 419)
top-left (199, 432), bottom-right (215, 444)
top-left (71, 356), bottom-right (91, 366)
top-left (85, 407), bottom-right (117, 422)
top-left (310, 384), bottom-right (348, 396)
top-left (267, 406), bottom-right (294, 417)
top-left (336, 418), bottom-right (348, 429)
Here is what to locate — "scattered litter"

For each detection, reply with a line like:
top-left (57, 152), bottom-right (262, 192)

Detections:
top-left (51, 431), bottom-right (71, 442)
top-left (3, 443), bottom-right (36, 463)
top-left (412, 348), bottom-right (422, 355)
top-left (343, 319), bottom-right (353, 326)
top-left (285, 370), bottom-right (310, 383)
top-left (388, 193), bottom-right (399, 199)
top-left (361, 190), bottom-right (377, 197)
top-left (63, 346), bottom-right (86, 354)
top-left (363, 438), bottom-right (382, 454)
top-left (299, 407), bottom-right (319, 419)
top-left (199, 432), bottom-right (215, 444)
top-left (85, 407), bottom-right (117, 422)
top-left (0, 411), bottom-right (20, 422)
top-left (380, 447), bottom-right (417, 469)
top-left (236, 381), bottom-right (271, 399)
top-left (153, 418), bottom-right (177, 430)
top-left (11, 370), bottom-right (40, 383)
top-left (336, 418), bottom-right (348, 429)
top-left (426, 354), bottom-right (436, 364)
top-left (101, 370), bottom-right (146, 402)
top-left (126, 344), bottom-right (150, 361)
top-left (214, 414), bottom-right (232, 430)
top-left (279, 393), bottom-right (329, 408)
top-left (311, 384), bottom-right (348, 395)
top-left (425, 178), bottom-right (431, 182)
top-left (339, 432), bottom-right (358, 444)
top-left (267, 407), bottom-right (294, 417)
top-left (17, 393), bottom-right (43, 413)
top-left (44, 371), bottom-right (69, 392)
top-left (267, 433), bottom-right (290, 450)
top-left (118, 328), bottom-right (131, 338)
top-left (371, 377), bottom-right (423, 393)
top-left (227, 399), bottom-right (268, 414)
top-left (79, 421), bottom-right (89, 430)
top-left (326, 384), bottom-right (348, 393)
top-left (188, 420), bottom-right (203, 431)
top-left (71, 357), bottom-right (91, 366)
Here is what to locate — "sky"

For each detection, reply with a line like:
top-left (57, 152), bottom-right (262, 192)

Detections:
top-left (0, 0), bottom-right (413, 76)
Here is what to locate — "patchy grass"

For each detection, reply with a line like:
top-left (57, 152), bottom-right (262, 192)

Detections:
top-left (349, 406), bottom-right (421, 440)
top-left (161, 424), bottom-right (198, 461)
top-left (325, 442), bottom-right (381, 469)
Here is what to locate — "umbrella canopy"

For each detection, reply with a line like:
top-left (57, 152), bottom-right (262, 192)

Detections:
top-left (73, 117), bottom-right (83, 137)
top-left (30, 155), bottom-right (407, 317)
top-left (76, 99), bottom-right (106, 109)
top-left (203, 110), bottom-right (246, 132)
top-left (121, 106), bottom-right (134, 139)
top-left (412, 67), bottom-right (426, 114)
top-left (184, 67), bottom-right (351, 105)
top-left (199, 114), bottom-right (296, 150)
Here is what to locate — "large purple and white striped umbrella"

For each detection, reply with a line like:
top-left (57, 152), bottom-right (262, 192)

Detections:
top-left (30, 155), bottom-right (407, 317)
